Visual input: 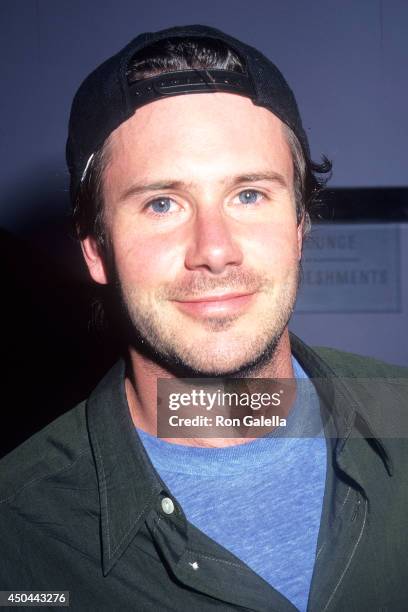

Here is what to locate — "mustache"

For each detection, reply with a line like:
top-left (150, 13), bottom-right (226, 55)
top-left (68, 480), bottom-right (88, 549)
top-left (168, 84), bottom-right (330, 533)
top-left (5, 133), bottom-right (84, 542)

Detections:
top-left (158, 269), bottom-right (270, 300)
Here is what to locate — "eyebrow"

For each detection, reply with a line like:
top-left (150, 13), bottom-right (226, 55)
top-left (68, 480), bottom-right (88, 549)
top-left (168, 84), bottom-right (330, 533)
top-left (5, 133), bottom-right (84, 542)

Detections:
top-left (118, 171), bottom-right (289, 201)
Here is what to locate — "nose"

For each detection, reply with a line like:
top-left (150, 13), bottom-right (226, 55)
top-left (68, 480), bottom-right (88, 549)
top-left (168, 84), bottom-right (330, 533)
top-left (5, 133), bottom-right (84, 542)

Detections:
top-left (184, 207), bottom-right (243, 274)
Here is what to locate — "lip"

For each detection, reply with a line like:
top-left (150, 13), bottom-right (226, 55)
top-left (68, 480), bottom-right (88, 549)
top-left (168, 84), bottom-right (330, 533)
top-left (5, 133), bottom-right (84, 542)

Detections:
top-left (173, 292), bottom-right (255, 317)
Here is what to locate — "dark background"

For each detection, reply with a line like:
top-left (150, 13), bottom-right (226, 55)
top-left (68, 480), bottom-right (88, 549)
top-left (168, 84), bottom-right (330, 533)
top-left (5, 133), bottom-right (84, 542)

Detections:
top-left (1, 0), bottom-right (407, 457)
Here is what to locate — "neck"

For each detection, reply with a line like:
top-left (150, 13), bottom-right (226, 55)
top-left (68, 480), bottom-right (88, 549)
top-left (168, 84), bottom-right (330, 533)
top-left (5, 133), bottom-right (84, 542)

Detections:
top-left (125, 328), bottom-right (294, 448)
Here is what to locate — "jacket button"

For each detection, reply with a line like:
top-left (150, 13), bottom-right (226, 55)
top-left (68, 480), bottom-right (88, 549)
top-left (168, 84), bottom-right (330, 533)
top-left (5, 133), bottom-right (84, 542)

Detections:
top-left (161, 497), bottom-right (175, 515)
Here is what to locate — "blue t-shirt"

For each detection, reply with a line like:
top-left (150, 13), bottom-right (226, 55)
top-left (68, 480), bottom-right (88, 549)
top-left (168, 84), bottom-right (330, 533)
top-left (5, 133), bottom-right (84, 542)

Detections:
top-left (137, 358), bottom-right (327, 611)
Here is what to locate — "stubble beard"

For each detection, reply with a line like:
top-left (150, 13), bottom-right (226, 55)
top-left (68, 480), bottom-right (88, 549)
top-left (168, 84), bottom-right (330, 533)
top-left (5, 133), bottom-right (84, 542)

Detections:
top-left (112, 264), bottom-right (300, 378)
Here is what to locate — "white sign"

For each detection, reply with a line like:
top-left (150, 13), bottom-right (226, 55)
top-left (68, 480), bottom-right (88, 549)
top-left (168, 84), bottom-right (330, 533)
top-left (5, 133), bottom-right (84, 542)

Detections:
top-left (295, 224), bottom-right (401, 313)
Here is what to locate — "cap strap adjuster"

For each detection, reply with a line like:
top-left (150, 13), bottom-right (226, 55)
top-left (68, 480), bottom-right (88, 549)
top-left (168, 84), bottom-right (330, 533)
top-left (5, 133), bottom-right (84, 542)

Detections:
top-left (128, 69), bottom-right (256, 107)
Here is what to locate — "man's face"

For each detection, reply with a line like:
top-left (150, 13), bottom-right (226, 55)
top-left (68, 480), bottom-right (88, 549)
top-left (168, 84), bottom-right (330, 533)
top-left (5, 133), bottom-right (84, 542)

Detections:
top-left (83, 93), bottom-right (303, 375)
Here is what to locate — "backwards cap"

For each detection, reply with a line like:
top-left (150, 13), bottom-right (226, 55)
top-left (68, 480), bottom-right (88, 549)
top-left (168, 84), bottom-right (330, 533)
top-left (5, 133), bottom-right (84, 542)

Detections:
top-left (66, 24), bottom-right (310, 202)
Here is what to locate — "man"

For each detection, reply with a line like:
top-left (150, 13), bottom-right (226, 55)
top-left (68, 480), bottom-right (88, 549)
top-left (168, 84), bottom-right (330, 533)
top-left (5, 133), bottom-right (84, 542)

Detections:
top-left (1, 24), bottom-right (407, 612)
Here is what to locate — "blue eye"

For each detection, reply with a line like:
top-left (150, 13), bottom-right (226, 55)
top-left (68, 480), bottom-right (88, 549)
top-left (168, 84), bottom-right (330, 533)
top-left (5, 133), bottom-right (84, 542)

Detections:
top-left (238, 190), bottom-right (261, 204)
top-left (149, 197), bottom-right (172, 214)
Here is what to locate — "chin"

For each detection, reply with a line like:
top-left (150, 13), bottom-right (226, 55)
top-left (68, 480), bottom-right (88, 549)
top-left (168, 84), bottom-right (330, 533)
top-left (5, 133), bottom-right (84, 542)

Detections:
top-left (133, 332), bottom-right (284, 378)
top-left (196, 343), bottom-right (281, 377)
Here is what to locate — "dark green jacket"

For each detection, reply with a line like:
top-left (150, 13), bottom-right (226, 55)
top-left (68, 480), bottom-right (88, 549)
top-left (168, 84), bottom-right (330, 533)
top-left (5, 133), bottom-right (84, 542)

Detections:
top-left (1, 335), bottom-right (408, 611)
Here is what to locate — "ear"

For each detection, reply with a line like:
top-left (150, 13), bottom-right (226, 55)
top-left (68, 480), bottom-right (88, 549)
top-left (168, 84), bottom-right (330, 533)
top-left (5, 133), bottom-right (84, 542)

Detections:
top-left (296, 217), bottom-right (304, 260)
top-left (81, 236), bottom-right (109, 285)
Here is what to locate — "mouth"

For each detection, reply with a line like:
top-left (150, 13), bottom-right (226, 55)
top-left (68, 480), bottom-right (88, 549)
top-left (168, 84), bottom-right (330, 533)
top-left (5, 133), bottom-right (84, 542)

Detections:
top-left (172, 292), bottom-right (256, 318)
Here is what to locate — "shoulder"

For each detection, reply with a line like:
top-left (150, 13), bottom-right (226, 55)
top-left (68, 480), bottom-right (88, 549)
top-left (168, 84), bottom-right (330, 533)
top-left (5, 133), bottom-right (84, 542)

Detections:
top-left (311, 346), bottom-right (408, 458)
top-left (311, 345), bottom-right (408, 378)
top-left (0, 401), bottom-right (100, 587)
top-left (0, 400), bottom-right (92, 505)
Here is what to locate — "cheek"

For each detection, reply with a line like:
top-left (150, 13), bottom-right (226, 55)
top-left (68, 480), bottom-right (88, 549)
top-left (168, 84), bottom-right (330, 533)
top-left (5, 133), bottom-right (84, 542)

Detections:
top-left (109, 224), bottom-right (184, 289)
top-left (244, 220), bottom-right (300, 270)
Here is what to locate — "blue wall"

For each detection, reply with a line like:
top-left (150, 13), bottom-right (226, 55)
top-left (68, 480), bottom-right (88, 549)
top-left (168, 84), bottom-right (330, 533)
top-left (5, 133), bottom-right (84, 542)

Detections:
top-left (2, 0), bottom-right (407, 229)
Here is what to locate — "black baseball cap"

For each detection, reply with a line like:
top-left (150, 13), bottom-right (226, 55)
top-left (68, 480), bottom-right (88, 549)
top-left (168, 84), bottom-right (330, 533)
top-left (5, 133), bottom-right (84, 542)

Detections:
top-left (66, 24), bottom-right (310, 203)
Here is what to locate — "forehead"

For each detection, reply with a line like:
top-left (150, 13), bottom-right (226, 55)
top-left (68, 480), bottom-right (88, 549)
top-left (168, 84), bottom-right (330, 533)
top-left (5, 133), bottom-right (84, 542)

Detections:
top-left (104, 92), bottom-right (293, 188)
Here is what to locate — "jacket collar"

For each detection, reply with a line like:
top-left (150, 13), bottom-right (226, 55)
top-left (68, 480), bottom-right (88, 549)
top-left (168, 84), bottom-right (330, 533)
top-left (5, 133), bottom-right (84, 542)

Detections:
top-left (86, 360), bottom-right (163, 575)
top-left (290, 333), bottom-right (393, 477)
top-left (86, 334), bottom-right (392, 575)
